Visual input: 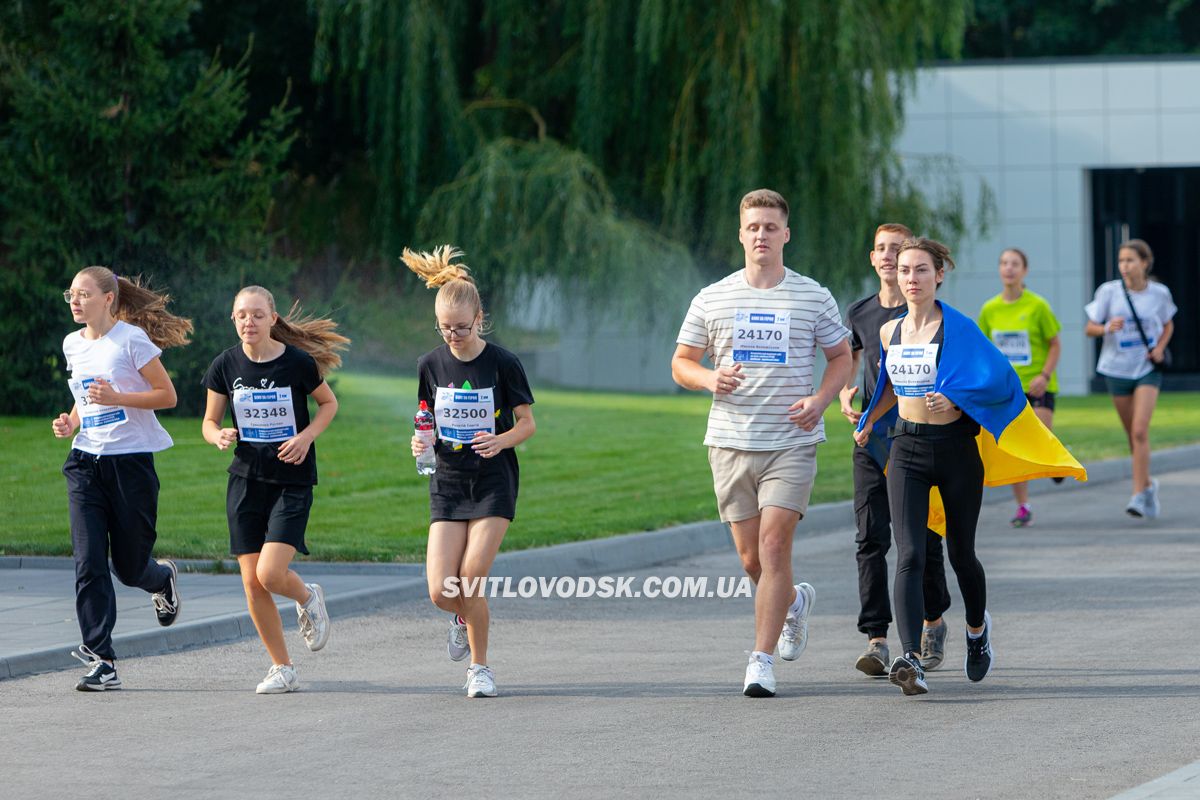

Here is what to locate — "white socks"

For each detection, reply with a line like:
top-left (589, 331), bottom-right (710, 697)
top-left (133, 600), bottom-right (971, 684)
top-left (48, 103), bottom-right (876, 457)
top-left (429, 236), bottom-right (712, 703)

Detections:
top-left (788, 589), bottom-right (805, 618)
top-left (751, 651), bottom-right (774, 666)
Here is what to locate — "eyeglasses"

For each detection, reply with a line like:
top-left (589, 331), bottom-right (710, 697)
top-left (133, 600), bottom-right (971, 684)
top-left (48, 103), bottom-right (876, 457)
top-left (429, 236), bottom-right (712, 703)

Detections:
top-left (435, 325), bottom-right (475, 339)
top-left (63, 290), bottom-right (94, 303)
top-left (232, 311), bottom-right (271, 324)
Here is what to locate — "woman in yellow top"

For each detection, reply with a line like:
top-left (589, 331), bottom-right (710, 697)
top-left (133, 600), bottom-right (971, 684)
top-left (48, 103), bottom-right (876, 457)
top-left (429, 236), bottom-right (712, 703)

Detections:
top-left (977, 248), bottom-right (1062, 528)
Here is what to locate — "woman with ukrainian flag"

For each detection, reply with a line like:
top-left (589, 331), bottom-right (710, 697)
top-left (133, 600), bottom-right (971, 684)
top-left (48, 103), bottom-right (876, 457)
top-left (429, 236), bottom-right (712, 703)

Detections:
top-left (854, 237), bottom-right (1084, 697)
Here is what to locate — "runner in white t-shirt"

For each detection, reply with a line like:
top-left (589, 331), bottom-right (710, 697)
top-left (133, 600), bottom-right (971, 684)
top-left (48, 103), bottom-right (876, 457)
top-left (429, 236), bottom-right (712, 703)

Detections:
top-left (52, 266), bottom-right (192, 691)
top-left (672, 189), bottom-right (851, 698)
top-left (1084, 239), bottom-right (1177, 518)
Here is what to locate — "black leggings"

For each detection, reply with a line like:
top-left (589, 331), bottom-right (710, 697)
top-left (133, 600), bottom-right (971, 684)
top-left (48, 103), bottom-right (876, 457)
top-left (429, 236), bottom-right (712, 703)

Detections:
top-left (887, 418), bottom-right (987, 655)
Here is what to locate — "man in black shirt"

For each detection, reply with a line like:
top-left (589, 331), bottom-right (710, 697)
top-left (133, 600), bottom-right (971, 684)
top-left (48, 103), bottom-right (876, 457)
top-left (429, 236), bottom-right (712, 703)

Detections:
top-left (839, 223), bottom-right (952, 676)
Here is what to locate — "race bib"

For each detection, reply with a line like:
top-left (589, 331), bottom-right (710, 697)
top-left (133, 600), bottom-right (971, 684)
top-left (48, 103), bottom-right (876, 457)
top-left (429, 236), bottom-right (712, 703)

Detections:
top-left (435, 387), bottom-right (496, 444)
top-left (68, 377), bottom-right (127, 430)
top-left (232, 386), bottom-right (297, 442)
top-left (992, 330), bottom-right (1032, 366)
top-left (887, 344), bottom-right (939, 397)
top-left (732, 310), bottom-right (789, 365)
top-left (1117, 331), bottom-right (1153, 351)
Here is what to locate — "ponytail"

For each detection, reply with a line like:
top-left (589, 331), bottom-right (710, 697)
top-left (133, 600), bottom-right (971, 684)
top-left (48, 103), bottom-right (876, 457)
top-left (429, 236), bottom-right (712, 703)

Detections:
top-left (400, 245), bottom-right (487, 327)
top-left (76, 266), bottom-right (192, 349)
top-left (234, 286), bottom-right (350, 377)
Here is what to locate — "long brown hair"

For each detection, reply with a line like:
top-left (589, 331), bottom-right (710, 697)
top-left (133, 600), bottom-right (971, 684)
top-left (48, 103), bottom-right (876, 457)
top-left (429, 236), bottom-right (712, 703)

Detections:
top-left (400, 245), bottom-right (490, 331)
top-left (75, 266), bottom-right (192, 349)
top-left (234, 286), bottom-right (350, 377)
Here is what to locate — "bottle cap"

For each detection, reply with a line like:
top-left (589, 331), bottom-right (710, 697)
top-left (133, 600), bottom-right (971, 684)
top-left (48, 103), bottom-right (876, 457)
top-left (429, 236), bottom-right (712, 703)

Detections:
top-left (418, 400), bottom-right (429, 410)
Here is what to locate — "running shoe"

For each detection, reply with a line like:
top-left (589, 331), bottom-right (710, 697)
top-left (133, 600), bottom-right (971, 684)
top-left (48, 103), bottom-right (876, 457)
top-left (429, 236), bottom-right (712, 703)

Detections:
top-left (777, 582), bottom-right (815, 661)
top-left (743, 655), bottom-right (776, 698)
top-left (888, 652), bottom-right (928, 696)
top-left (71, 645), bottom-right (121, 692)
top-left (1145, 478), bottom-right (1161, 519)
top-left (464, 665), bottom-right (497, 698)
top-left (965, 611), bottom-right (994, 682)
top-left (1052, 476), bottom-right (1065, 484)
top-left (297, 583), bottom-right (330, 651)
top-left (152, 559), bottom-right (181, 627)
top-left (447, 615), bottom-right (470, 662)
top-left (1010, 505), bottom-right (1032, 528)
top-left (854, 640), bottom-right (890, 677)
top-left (256, 664), bottom-right (299, 694)
top-left (920, 619), bottom-right (948, 671)
top-left (1126, 490), bottom-right (1149, 518)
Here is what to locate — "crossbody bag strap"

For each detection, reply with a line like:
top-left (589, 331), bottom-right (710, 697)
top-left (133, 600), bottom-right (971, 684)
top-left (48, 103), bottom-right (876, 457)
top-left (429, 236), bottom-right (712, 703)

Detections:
top-left (1121, 282), bottom-right (1154, 351)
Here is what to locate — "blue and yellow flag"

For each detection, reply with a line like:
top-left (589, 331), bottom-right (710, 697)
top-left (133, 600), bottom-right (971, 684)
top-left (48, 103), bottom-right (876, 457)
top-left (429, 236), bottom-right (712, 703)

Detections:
top-left (855, 301), bottom-right (1086, 534)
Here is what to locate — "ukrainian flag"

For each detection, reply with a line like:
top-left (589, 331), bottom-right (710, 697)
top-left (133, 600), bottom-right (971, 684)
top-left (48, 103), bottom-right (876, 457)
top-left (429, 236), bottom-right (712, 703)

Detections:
top-left (856, 301), bottom-right (1087, 534)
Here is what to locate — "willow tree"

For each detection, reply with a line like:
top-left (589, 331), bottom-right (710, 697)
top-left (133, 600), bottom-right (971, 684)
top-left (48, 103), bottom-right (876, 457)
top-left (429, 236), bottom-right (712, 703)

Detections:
top-left (311, 0), bottom-right (975, 301)
top-left (0, 0), bottom-right (296, 413)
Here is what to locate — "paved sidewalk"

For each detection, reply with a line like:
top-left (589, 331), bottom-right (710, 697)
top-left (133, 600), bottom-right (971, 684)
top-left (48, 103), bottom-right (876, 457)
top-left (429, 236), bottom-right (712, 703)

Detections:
top-left (2, 444), bottom-right (1196, 681)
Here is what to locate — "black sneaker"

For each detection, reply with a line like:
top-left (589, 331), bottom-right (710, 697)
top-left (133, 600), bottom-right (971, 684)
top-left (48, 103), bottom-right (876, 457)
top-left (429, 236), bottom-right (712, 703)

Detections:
top-left (965, 611), bottom-right (994, 682)
top-left (153, 559), bottom-right (180, 627)
top-left (72, 645), bottom-right (122, 692)
top-left (1052, 476), bottom-right (1065, 484)
top-left (888, 652), bottom-right (928, 696)
top-left (920, 619), bottom-right (948, 671)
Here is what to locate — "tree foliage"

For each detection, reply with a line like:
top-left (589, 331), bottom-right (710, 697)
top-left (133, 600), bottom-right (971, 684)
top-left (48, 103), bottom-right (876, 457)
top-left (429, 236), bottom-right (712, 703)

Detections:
top-left (0, 0), bottom-right (296, 414)
top-left (310, 0), bottom-right (978, 302)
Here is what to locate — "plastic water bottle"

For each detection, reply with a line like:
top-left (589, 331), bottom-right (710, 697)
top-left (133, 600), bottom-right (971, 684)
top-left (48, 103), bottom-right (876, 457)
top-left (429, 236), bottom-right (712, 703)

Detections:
top-left (414, 400), bottom-right (437, 476)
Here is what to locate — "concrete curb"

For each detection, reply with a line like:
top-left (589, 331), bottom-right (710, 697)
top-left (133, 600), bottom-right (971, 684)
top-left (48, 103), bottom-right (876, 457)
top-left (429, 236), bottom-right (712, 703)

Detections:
top-left (3, 443), bottom-right (1197, 680)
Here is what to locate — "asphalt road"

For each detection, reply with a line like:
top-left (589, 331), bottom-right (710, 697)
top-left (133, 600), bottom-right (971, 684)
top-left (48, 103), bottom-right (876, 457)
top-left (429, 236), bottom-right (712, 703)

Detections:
top-left (2, 469), bottom-right (1198, 799)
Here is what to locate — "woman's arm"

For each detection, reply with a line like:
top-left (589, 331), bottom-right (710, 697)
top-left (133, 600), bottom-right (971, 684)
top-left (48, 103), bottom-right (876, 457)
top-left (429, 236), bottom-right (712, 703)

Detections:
top-left (472, 404), bottom-right (536, 459)
top-left (277, 381), bottom-right (338, 464)
top-left (86, 357), bottom-right (177, 410)
top-left (202, 390), bottom-right (238, 450)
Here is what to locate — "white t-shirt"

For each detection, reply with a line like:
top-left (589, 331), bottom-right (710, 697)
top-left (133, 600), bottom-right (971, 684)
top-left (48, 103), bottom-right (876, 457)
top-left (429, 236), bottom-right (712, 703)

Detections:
top-left (62, 320), bottom-right (174, 455)
top-left (1085, 279), bottom-right (1177, 380)
top-left (677, 268), bottom-right (849, 451)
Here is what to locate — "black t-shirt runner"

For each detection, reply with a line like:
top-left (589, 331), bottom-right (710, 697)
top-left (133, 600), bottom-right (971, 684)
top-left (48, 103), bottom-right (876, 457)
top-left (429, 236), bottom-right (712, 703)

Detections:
top-left (203, 344), bottom-right (324, 485)
top-left (417, 342), bottom-right (535, 480)
top-left (846, 294), bottom-right (907, 411)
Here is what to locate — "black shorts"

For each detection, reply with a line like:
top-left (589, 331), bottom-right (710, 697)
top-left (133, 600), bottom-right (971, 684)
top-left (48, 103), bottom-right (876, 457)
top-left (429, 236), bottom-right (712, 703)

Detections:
top-left (226, 473), bottom-right (312, 556)
top-left (430, 468), bottom-right (517, 522)
top-left (1025, 391), bottom-right (1056, 411)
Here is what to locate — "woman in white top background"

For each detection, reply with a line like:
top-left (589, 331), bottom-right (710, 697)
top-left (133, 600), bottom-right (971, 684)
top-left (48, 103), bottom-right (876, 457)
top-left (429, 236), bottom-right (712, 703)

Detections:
top-left (52, 266), bottom-right (192, 691)
top-left (1084, 239), bottom-right (1176, 519)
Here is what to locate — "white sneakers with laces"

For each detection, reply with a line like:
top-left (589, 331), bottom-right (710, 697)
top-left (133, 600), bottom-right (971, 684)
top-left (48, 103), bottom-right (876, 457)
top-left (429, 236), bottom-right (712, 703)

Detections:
top-left (464, 664), bottom-right (497, 698)
top-left (256, 663), bottom-right (299, 694)
top-left (743, 654), bottom-right (776, 698)
top-left (778, 582), bottom-right (816, 661)
top-left (297, 583), bottom-right (330, 651)
top-left (447, 616), bottom-right (470, 662)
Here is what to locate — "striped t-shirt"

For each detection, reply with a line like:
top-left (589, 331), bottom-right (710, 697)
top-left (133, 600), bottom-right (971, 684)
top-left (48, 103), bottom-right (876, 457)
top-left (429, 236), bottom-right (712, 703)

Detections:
top-left (677, 268), bottom-right (849, 451)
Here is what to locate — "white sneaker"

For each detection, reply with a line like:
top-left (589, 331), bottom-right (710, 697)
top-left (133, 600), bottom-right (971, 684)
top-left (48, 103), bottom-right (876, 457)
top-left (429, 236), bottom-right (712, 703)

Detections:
top-left (464, 665), bottom-right (497, 698)
top-left (447, 616), bottom-right (470, 662)
top-left (297, 583), bottom-right (330, 651)
top-left (1126, 490), bottom-right (1149, 518)
top-left (1145, 478), bottom-right (1161, 519)
top-left (256, 663), bottom-right (298, 694)
top-left (742, 656), bottom-right (776, 698)
top-left (778, 582), bottom-right (815, 661)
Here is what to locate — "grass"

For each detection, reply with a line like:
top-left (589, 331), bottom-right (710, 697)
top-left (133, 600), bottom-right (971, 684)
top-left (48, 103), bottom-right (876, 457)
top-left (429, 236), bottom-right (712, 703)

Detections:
top-left (3, 373), bottom-right (1198, 562)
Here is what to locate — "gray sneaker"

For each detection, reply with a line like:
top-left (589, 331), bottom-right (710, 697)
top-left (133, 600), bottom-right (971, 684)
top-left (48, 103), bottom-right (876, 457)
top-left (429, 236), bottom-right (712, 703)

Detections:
top-left (920, 619), bottom-right (948, 671)
top-left (1125, 489), bottom-right (1148, 518)
top-left (854, 640), bottom-right (890, 677)
top-left (1144, 478), bottom-right (1161, 519)
top-left (297, 583), bottom-right (330, 651)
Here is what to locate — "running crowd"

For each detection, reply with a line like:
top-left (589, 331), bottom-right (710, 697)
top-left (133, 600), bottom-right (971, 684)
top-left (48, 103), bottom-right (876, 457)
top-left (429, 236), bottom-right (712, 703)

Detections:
top-left (52, 188), bottom-right (1176, 698)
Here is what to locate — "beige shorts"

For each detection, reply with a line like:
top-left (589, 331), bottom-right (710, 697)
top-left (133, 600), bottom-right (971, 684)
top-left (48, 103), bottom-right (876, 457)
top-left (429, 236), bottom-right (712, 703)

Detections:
top-left (707, 445), bottom-right (818, 523)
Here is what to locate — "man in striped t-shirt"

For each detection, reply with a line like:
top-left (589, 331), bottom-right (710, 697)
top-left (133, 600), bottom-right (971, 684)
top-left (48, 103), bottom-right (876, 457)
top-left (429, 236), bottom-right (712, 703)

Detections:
top-left (672, 188), bottom-right (851, 698)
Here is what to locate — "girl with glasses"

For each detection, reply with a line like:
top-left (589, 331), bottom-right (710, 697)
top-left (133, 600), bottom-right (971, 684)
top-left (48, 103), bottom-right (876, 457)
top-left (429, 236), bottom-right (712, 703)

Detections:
top-left (405, 245), bottom-right (536, 698)
top-left (53, 266), bottom-right (192, 691)
top-left (201, 286), bottom-right (348, 694)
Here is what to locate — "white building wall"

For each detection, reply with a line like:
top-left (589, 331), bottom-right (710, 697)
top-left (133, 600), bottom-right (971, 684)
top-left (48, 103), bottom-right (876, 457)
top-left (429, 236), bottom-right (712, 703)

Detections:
top-left (897, 58), bottom-right (1200, 394)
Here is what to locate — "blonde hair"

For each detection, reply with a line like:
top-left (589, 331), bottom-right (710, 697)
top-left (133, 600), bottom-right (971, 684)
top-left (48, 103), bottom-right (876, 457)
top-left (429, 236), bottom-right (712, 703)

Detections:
top-left (400, 245), bottom-right (487, 326)
top-left (739, 189), bottom-right (789, 219)
top-left (75, 266), bottom-right (192, 349)
top-left (234, 286), bottom-right (350, 377)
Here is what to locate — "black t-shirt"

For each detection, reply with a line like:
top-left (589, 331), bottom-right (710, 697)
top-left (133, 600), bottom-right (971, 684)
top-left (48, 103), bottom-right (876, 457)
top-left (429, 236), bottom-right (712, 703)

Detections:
top-left (846, 294), bottom-right (907, 411)
top-left (417, 342), bottom-right (535, 478)
top-left (203, 344), bottom-right (324, 485)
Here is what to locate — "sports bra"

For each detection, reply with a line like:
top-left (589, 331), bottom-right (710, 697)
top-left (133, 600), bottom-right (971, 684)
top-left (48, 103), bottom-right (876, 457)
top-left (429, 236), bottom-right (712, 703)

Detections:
top-left (885, 317), bottom-right (945, 398)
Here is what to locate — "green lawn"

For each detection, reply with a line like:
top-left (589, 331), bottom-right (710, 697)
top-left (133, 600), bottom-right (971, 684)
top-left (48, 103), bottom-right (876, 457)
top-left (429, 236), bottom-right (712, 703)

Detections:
top-left (3, 373), bottom-right (1198, 562)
